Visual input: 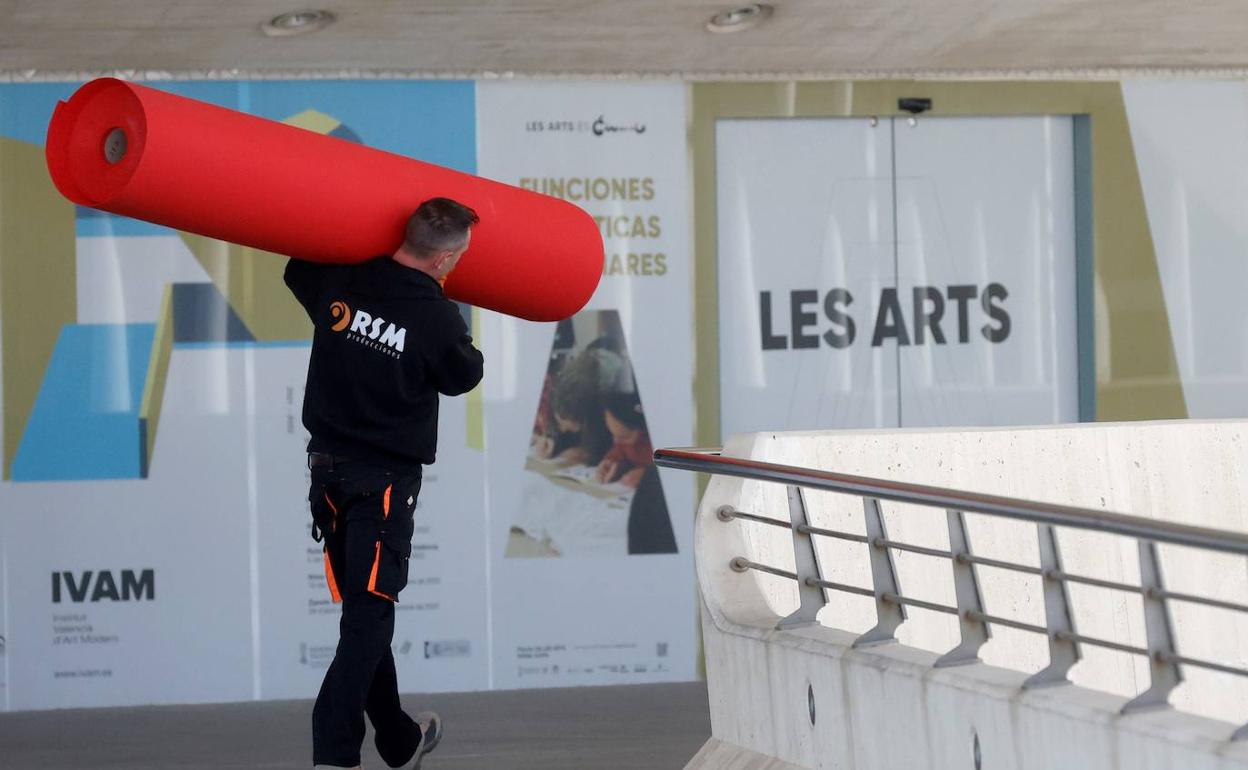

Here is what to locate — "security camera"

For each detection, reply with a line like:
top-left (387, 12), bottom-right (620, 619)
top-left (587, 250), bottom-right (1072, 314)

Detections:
top-left (898, 97), bottom-right (932, 115)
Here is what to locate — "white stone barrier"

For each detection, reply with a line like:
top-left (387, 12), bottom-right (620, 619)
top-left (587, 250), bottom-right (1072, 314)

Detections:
top-left (681, 421), bottom-right (1248, 769)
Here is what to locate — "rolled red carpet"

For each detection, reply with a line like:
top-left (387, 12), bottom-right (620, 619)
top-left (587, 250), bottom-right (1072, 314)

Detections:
top-left (45, 78), bottom-right (602, 322)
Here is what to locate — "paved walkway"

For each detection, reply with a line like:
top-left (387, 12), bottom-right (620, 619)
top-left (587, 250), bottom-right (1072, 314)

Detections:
top-left (0, 682), bottom-right (709, 769)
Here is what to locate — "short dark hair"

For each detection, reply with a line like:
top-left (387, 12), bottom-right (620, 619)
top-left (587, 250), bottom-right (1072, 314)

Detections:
top-left (604, 392), bottom-right (646, 430)
top-left (404, 197), bottom-right (479, 257)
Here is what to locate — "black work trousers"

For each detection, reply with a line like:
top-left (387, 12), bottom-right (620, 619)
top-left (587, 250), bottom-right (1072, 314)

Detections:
top-left (308, 461), bottom-right (423, 768)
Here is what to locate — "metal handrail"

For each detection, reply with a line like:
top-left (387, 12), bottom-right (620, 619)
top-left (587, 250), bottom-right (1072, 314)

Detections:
top-left (656, 444), bottom-right (1248, 740)
top-left (655, 447), bottom-right (1248, 556)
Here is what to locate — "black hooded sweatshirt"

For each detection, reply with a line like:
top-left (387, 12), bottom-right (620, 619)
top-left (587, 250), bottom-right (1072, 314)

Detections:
top-left (284, 256), bottom-right (483, 468)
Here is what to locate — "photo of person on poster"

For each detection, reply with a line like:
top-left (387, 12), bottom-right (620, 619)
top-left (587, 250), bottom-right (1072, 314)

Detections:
top-left (596, 391), bottom-right (652, 488)
top-left (511, 310), bottom-right (676, 557)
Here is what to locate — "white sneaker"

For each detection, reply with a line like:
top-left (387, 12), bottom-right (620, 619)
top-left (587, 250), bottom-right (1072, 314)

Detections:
top-left (409, 711), bottom-right (443, 769)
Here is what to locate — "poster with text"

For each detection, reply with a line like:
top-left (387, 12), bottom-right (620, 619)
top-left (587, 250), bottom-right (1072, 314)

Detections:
top-left (716, 116), bottom-right (1079, 437)
top-left (2, 347), bottom-right (258, 709)
top-left (477, 81), bottom-right (697, 688)
top-left (0, 79), bottom-right (488, 709)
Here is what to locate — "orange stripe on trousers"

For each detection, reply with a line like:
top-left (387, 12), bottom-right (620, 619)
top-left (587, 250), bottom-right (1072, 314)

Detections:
top-left (367, 542), bottom-right (396, 601)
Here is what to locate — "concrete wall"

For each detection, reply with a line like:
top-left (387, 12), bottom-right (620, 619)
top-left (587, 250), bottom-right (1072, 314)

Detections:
top-left (693, 420), bottom-right (1248, 769)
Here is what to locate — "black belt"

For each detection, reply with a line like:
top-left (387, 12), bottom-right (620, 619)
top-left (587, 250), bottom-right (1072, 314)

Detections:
top-left (308, 452), bottom-right (420, 475)
top-left (307, 452), bottom-right (351, 469)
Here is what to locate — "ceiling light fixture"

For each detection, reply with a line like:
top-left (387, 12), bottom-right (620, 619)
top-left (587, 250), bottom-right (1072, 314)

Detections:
top-left (261, 9), bottom-right (336, 38)
top-left (706, 4), bottom-right (774, 33)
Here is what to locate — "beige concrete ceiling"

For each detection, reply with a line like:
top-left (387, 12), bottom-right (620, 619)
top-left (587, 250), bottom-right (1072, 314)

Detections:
top-left (3, 0), bottom-right (1248, 78)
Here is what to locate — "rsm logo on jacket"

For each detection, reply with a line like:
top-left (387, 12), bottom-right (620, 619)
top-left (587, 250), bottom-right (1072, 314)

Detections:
top-left (329, 300), bottom-right (406, 358)
top-left (52, 570), bottom-right (155, 603)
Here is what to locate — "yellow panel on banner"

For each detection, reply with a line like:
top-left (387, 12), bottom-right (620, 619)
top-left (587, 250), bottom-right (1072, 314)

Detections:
top-left (0, 138), bottom-right (77, 480)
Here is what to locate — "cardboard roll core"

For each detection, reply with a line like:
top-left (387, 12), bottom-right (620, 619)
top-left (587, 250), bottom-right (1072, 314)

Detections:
top-left (103, 127), bottom-right (127, 164)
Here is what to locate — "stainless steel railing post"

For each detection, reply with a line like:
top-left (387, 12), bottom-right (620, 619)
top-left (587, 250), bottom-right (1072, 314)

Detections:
top-left (934, 510), bottom-right (991, 667)
top-left (854, 497), bottom-right (907, 648)
top-left (1023, 524), bottom-right (1081, 689)
top-left (777, 486), bottom-right (828, 630)
top-left (1121, 541), bottom-right (1183, 714)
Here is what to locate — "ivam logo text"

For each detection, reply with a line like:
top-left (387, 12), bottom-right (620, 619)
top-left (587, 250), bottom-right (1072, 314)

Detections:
top-left (52, 569), bottom-right (155, 603)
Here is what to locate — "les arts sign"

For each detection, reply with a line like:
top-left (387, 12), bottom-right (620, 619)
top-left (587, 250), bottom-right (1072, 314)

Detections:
top-left (758, 283), bottom-right (1011, 350)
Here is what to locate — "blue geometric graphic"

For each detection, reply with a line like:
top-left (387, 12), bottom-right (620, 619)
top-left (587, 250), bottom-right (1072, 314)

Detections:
top-left (11, 324), bottom-right (155, 482)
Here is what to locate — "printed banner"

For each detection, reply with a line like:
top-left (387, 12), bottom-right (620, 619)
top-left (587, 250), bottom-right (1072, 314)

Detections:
top-left (716, 115), bottom-right (1079, 436)
top-left (476, 81), bottom-right (697, 688)
top-left (0, 80), bottom-right (489, 709)
top-left (0, 77), bottom-right (695, 710)
top-left (3, 349), bottom-right (258, 708)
